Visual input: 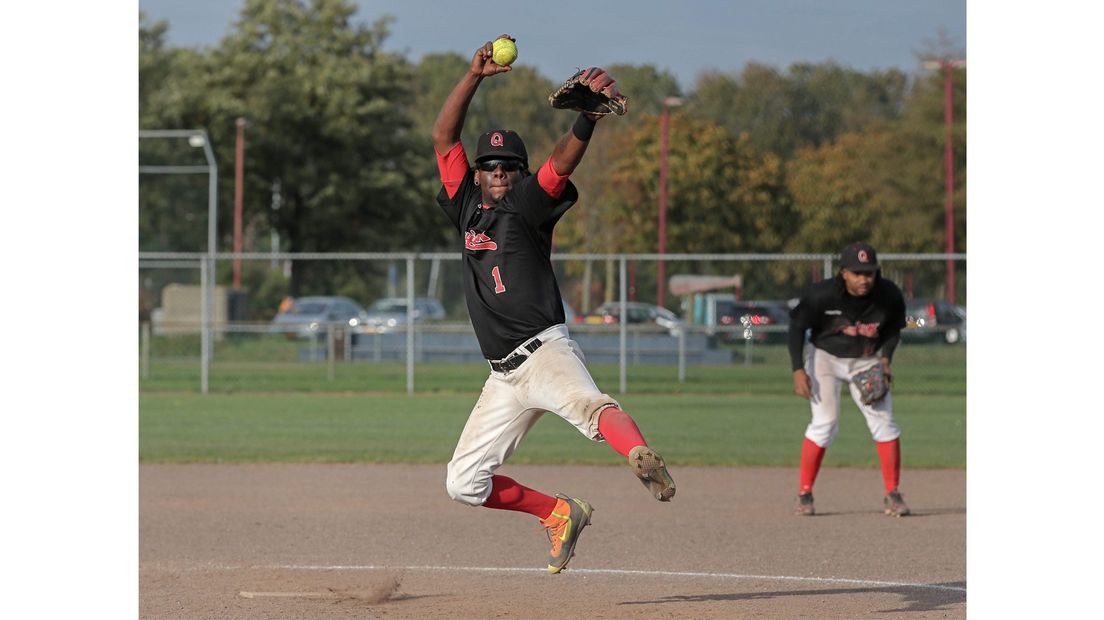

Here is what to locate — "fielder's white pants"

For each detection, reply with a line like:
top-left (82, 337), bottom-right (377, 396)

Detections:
top-left (804, 346), bottom-right (901, 448)
top-left (446, 324), bottom-right (619, 506)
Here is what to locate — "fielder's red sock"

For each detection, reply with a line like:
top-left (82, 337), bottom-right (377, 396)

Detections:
top-left (597, 407), bottom-right (649, 457)
top-left (875, 439), bottom-right (901, 494)
top-left (482, 475), bottom-right (559, 519)
top-left (798, 437), bottom-right (827, 494)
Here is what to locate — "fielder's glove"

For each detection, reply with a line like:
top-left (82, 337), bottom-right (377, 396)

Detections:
top-left (852, 365), bottom-right (890, 405)
top-left (548, 67), bottom-right (628, 116)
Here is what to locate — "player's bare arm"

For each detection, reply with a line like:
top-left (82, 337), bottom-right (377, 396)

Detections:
top-left (431, 36), bottom-right (514, 154)
top-left (548, 68), bottom-right (620, 176)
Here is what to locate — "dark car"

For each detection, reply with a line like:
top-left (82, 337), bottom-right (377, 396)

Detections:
top-left (903, 299), bottom-right (966, 344)
top-left (578, 302), bottom-right (683, 335)
top-left (715, 300), bottom-right (790, 343)
top-left (271, 296), bottom-right (370, 338)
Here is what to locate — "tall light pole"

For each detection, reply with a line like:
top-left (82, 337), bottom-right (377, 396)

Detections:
top-left (657, 96), bottom-right (682, 308)
top-left (923, 58), bottom-right (965, 304)
top-left (138, 129), bottom-right (218, 394)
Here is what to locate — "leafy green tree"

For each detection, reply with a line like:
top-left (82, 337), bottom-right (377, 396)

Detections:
top-left (140, 0), bottom-right (436, 302)
top-left (602, 64), bottom-right (682, 119)
top-left (139, 13), bottom-right (217, 253)
top-left (687, 62), bottom-right (907, 157)
top-left (783, 66), bottom-right (965, 298)
top-left (556, 111), bottom-right (790, 303)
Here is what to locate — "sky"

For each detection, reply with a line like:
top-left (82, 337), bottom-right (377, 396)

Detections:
top-left (138, 0), bottom-right (966, 89)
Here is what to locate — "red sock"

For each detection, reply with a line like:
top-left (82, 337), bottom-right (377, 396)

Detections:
top-left (482, 475), bottom-right (558, 519)
top-left (875, 439), bottom-right (901, 494)
top-left (798, 437), bottom-right (826, 494)
top-left (597, 407), bottom-right (648, 457)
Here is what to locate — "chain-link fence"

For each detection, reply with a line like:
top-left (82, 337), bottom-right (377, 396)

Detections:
top-left (138, 252), bottom-right (966, 394)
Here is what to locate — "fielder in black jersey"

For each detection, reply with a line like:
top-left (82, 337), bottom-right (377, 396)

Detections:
top-left (431, 35), bottom-right (675, 575)
top-left (787, 242), bottom-right (911, 517)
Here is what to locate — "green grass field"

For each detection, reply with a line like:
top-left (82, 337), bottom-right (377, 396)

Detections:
top-left (139, 344), bottom-right (965, 468)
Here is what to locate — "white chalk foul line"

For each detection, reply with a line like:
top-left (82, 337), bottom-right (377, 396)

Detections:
top-left (251, 564), bottom-right (965, 594)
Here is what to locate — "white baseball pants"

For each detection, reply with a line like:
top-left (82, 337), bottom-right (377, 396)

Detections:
top-left (446, 324), bottom-right (619, 506)
top-left (804, 346), bottom-right (901, 447)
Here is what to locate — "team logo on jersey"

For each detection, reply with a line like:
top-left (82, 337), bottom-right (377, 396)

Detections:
top-left (837, 321), bottom-right (881, 338)
top-left (464, 230), bottom-right (498, 251)
top-left (490, 132), bottom-right (504, 147)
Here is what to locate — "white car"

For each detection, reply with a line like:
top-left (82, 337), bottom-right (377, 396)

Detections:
top-left (364, 297), bottom-right (446, 332)
top-left (271, 296), bottom-right (370, 338)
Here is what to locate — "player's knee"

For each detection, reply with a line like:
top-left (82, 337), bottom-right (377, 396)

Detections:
top-left (870, 421), bottom-right (901, 443)
top-left (445, 463), bottom-right (491, 506)
top-left (582, 399), bottom-right (619, 440)
top-left (806, 422), bottom-right (839, 448)
top-left (445, 477), bottom-right (488, 506)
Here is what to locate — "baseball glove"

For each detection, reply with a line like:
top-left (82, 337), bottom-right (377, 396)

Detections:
top-left (548, 67), bottom-right (628, 116)
top-left (852, 365), bottom-right (890, 405)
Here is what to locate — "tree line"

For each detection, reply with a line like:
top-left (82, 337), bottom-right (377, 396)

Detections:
top-left (139, 0), bottom-right (965, 318)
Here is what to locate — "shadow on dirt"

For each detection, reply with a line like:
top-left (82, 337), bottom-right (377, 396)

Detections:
top-left (619, 582), bottom-right (966, 614)
top-left (813, 507), bottom-right (967, 517)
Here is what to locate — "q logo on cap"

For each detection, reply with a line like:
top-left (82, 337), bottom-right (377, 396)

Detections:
top-left (490, 133), bottom-right (504, 147)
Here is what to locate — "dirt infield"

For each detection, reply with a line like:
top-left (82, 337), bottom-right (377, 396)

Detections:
top-left (140, 463), bottom-right (965, 618)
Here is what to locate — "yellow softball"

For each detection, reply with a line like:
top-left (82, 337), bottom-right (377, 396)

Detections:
top-left (492, 38), bottom-right (518, 67)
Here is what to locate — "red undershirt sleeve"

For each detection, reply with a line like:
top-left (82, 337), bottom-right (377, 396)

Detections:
top-left (435, 142), bottom-right (470, 200)
top-left (536, 157), bottom-right (570, 199)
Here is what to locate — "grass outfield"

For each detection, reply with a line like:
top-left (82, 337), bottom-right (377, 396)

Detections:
top-left (140, 392), bottom-right (965, 468)
top-left (139, 344), bottom-right (965, 467)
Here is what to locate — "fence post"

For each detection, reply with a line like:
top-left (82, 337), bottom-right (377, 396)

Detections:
top-left (343, 327), bottom-right (352, 362)
top-left (677, 326), bottom-right (686, 384)
top-left (406, 255), bottom-right (415, 395)
top-left (200, 258), bottom-right (209, 394)
top-left (327, 323), bottom-right (335, 381)
top-left (619, 255), bottom-right (628, 394)
top-left (141, 322), bottom-right (151, 380)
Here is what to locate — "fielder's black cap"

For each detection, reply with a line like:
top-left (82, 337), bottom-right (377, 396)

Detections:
top-left (840, 242), bottom-right (879, 272)
top-left (475, 129), bottom-right (528, 167)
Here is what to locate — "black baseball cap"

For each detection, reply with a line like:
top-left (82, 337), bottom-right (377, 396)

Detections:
top-left (840, 242), bottom-right (879, 272)
top-left (475, 129), bottom-right (528, 167)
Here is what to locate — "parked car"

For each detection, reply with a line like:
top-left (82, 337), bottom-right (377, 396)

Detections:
top-left (902, 299), bottom-right (966, 344)
top-left (714, 299), bottom-right (791, 343)
top-left (578, 302), bottom-right (683, 335)
top-left (271, 296), bottom-right (370, 338)
top-left (363, 296), bottom-right (446, 332)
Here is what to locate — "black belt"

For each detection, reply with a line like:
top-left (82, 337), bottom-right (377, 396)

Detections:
top-left (489, 338), bottom-right (543, 373)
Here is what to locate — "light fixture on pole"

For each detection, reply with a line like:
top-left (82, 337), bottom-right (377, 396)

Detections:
top-left (922, 57), bottom-right (965, 304)
top-left (657, 96), bottom-right (682, 308)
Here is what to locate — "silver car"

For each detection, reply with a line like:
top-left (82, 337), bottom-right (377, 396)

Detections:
top-left (271, 296), bottom-right (370, 338)
top-left (364, 297), bottom-right (446, 332)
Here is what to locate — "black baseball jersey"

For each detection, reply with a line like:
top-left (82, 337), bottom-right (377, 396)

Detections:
top-left (437, 168), bottom-right (578, 360)
top-left (787, 275), bottom-right (906, 370)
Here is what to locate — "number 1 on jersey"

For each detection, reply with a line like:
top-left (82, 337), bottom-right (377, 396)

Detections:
top-left (491, 265), bottom-right (506, 294)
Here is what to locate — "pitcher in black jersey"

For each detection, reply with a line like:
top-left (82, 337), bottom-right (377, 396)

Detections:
top-left (787, 242), bottom-right (911, 517)
top-left (431, 35), bottom-right (675, 574)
